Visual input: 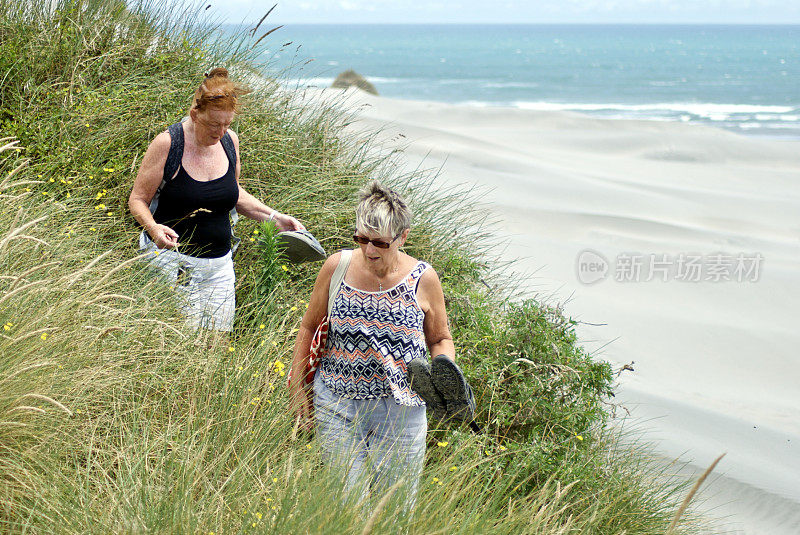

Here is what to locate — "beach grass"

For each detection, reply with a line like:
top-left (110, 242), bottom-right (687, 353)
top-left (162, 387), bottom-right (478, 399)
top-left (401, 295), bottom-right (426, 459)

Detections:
top-left (0, 0), bottom-right (704, 532)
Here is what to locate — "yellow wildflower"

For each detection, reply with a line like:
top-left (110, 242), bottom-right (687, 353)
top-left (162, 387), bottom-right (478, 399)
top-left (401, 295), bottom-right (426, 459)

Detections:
top-left (437, 441), bottom-right (449, 447)
top-left (281, 265), bottom-right (288, 271)
top-left (259, 324), bottom-right (265, 329)
top-left (228, 346), bottom-right (235, 352)
top-left (40, 333), bottom-right (48, 341)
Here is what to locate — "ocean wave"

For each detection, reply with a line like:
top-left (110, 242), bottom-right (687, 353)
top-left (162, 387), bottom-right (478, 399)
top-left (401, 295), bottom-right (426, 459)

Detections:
top-left (510, 102), bottom-right (796, 115)
top-left (281, 75), bottom-right (405, 87)
top-left (446, 100), bottom-right (800, 136)
top-left (368, 76), bottom-right (405, 83)
top-left (282, 77), bottom-right (336, 86)
top-left (480, 82), bottom-right (540, 89)
top-left (755, 114), bottom-right (800, 122)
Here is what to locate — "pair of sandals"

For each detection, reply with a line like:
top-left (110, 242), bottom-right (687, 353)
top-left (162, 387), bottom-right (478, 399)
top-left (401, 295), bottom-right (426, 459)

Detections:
top-left (408, 355), bottom-right (477, 426)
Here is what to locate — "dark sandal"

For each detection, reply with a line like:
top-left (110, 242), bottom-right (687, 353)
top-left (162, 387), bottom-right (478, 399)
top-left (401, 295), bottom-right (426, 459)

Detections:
top-left (407, 358), bottom-right (448, 420)
top-left (431, 355), bottom-right (476, 421)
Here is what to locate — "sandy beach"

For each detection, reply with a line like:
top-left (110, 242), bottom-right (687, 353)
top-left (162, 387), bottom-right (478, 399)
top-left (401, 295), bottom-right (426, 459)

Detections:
top-left (301, 86), bottom-right (800, 533)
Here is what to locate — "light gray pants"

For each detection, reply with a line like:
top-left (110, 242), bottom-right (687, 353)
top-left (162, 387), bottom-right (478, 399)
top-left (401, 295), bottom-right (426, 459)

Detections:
top-left (313, 372), bottom-right (427, 509)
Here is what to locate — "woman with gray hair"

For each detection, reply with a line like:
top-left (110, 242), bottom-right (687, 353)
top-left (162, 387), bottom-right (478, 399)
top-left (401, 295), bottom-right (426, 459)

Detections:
top-left (289, 180), bottom-right (458, 505)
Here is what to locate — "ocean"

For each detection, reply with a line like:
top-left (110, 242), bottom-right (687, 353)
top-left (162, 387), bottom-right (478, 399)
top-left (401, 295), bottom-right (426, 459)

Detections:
top-left (222, 24), bottom-right (800, 139)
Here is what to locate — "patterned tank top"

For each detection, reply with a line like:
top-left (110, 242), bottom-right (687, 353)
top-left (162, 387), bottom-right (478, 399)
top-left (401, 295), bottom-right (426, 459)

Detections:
top-left (319, 260), bottom-right (430, 406)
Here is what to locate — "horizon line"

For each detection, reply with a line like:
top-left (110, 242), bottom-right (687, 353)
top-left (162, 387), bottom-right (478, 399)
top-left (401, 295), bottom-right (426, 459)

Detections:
top-left (221, 21), bottom-right (800, 26)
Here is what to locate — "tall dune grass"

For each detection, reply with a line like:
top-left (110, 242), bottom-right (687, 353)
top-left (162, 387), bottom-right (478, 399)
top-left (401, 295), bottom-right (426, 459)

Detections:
top-left (0, 0), bottom-right (706, 532)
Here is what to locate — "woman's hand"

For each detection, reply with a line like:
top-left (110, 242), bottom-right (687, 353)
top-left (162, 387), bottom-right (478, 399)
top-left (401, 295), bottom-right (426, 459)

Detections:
top-left (290, 386), bottom-right (314, 431)
top-left (273, 212), bottom-right (305, 232)
top-left (148, 224), bottom-right (179, 249)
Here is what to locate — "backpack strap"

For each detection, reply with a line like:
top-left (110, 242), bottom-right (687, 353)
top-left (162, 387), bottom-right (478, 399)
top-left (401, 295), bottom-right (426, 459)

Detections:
top-left (219, 130), bottom-right (241, 253)
top-left (328, 250), bottom-right (353, 314)
top-left (164, 122), bottom-right (185, 182)
top-left (220, 130), bottom-right (236, 169)
top-left (147, 121), bottom-right (184, 215)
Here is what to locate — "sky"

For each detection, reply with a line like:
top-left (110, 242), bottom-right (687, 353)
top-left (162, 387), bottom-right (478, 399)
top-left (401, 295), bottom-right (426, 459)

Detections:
top-left (193, 0), bottom-right (800, 24)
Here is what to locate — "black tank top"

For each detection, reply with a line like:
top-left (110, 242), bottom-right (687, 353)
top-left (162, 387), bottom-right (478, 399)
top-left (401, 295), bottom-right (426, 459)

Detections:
top-left (152, 149), bottom-right (239, 258)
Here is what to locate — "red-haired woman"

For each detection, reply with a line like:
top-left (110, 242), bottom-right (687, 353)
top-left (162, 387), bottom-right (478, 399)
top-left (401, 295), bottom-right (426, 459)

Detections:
top-left (129, 68), bottom-right (303, 331)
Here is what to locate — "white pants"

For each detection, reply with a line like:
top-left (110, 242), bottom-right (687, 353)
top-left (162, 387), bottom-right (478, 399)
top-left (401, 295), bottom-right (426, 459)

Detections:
top-left (141, 235), bottom-right (235, 332)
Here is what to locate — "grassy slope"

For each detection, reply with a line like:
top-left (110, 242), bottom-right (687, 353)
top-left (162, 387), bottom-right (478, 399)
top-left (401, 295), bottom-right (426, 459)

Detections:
top-left (0, 1), bottom-right (699, 533)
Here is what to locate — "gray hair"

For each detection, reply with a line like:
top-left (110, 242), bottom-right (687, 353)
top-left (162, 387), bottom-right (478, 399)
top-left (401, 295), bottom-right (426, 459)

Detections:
top-left (355, 180), bottom-right (412, 238)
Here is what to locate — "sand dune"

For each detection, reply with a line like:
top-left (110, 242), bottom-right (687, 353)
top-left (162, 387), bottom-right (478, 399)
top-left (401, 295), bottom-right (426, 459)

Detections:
top-left (301, 87), bottom-right (800, 533)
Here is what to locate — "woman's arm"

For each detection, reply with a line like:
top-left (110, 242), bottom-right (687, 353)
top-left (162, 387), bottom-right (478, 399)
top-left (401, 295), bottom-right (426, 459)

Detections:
top-left (128, 131), bottom-right (180, 249)
top-left (288, 252), bottom-right (342, 423)
top-left (228, 130), bottom-right (304, 231)
top-left (419, 267), bottom-right (456, 360)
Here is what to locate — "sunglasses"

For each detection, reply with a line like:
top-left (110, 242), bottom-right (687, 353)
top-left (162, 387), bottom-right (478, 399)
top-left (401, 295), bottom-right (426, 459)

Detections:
top-left (352, 233), bottom-right (401, 249)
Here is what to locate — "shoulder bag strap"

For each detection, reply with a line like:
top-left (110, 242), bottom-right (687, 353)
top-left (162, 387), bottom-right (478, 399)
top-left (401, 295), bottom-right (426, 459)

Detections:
top-left (327, 249), bottom-right (352, 315)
